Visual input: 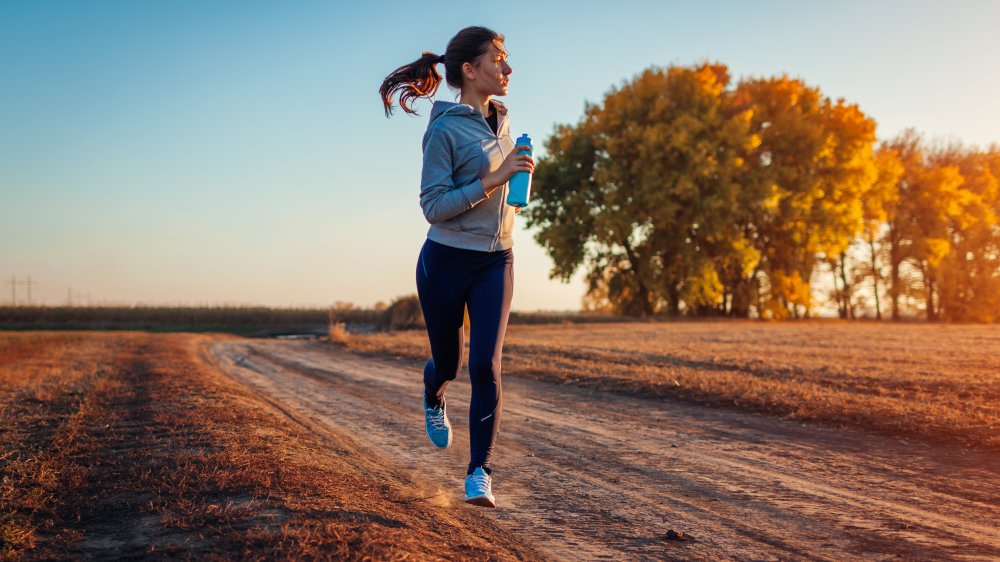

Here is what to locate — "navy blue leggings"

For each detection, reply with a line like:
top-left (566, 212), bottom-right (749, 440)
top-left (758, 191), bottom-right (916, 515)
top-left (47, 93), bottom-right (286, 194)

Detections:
top-left (416, 238), bottom-right (513, 476)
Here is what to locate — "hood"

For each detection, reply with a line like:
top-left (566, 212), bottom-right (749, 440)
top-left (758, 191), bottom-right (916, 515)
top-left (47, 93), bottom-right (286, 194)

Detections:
top-left (428, 99), bottom-right (508, 126)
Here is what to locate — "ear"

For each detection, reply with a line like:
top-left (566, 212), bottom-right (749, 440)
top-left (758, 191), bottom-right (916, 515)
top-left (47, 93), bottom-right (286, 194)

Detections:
top-left (462, 61), bottom-right (476, 82)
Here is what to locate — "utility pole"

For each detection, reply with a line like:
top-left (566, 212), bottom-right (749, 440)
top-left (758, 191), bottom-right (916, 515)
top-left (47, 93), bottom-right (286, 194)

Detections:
top-left (4, 277), bottom-right (40, 306)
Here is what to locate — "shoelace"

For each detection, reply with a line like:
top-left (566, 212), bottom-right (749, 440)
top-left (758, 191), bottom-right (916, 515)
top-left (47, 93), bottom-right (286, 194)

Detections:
top-left (468, 472), bottom-right (491, 492)
top-left (427, 407), bottom-right (449, 431)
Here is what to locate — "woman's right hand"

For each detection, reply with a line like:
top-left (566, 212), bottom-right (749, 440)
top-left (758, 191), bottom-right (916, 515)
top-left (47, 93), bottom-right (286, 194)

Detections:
top-left (483, 144), bottom-right (534, 194)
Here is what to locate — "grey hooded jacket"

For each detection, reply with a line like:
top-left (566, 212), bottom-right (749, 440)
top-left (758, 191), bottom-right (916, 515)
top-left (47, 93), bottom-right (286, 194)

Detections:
top-left (419, 100), bottom-right (516, 252)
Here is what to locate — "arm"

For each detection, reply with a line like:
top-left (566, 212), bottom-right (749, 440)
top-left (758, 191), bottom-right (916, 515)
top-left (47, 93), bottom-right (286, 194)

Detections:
top-left (419, 127), bottom-right (489, 224)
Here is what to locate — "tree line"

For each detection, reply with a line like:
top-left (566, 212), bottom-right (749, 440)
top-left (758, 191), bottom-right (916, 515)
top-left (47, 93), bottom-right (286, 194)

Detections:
top-left (526, 63), bottom-right (1000, 321)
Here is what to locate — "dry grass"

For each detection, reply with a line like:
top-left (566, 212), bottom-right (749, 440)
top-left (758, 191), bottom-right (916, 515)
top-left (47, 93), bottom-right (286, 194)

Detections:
top-left (327, 322), bottom-right (351, 345)
top-left (0, 332), bottom-right (133, 559)
top-left (342, 321), bottom-right (1000, 452)
top-left (0, 305), bottom-right (329, 335)
top-left (0, 331), bottom-right (540, 561)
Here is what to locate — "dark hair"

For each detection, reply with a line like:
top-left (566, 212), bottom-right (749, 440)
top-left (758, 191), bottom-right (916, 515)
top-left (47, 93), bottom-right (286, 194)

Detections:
top-left (379, 26), bottom-right (505, 117)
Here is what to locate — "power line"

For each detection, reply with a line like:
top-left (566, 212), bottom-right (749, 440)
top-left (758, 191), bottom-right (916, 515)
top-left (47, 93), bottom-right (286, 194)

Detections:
top-left (4, 276), bottom-right (40, 306)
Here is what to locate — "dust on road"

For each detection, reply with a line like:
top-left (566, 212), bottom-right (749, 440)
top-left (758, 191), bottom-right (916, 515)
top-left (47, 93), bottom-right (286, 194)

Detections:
top-left (211, 339), bottom-right (1000, 561)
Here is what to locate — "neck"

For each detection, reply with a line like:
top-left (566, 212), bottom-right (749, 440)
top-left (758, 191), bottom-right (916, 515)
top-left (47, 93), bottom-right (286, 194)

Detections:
top-left (459, 90), bottom-right (492, 117)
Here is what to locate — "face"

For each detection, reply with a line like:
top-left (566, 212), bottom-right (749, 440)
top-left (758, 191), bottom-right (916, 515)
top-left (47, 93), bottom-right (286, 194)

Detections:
top-left (466, 40), bottom-right (512, 96)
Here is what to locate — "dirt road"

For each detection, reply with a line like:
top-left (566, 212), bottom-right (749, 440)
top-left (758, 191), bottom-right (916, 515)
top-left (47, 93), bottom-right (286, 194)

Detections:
top-left (211, 339), bottom-right (1000, 561)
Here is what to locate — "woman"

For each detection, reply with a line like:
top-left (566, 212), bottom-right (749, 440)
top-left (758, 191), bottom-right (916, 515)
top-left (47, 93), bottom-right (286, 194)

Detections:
top-left (379, 26), bottom-right (532, 508)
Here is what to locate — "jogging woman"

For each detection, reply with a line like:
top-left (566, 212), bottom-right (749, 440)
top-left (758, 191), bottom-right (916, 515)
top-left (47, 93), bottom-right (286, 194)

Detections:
top-left (379, 26), bottom-right (531, 508)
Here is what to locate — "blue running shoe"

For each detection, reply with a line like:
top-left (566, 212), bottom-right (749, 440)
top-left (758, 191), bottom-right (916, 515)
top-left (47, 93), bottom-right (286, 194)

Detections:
top-left (463, 467), bottom-right (496, 508)
top-left (423, 390), bottom-right (452, 448)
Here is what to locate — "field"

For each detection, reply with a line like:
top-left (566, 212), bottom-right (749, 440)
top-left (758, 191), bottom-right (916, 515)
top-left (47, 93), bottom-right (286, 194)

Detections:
top-left (2, 323), bottom-right (998, 560)
top-left (344, 321), bottom-right (1000, 452)
top-left (0, 332), bottom-right (534, 561)
top-left (0, 306), bottom-right (332, 336)
top-left (0, 305), bottom-right (606, 335)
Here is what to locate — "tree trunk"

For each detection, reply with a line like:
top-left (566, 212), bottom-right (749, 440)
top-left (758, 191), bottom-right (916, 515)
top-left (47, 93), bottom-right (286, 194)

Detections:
top-left (839, 252), bottom-right (853, 319)
top-left (868, 235), bottom-right (882, 320)
top-left (623, 244), bottom-right (654, 317)
top-left (917, 261), bottom-right (937, 321)
top-left (730, 276), bottom-right (753, 318)
top-left (831, 261), bottom-right (845, 318)
top-left (667, 284), bottom-right (680, 316)
top-left (925, 267), bottom-right (938, 322)
top-left (889, 229), bottom-right (901, 321)
top-left (754, 270), bottom-right (764, 319)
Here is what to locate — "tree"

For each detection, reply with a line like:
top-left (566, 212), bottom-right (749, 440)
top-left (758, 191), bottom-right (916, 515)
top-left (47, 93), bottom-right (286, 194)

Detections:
top-left (529, 65), bottom-right (879, 319)
top-left (863, 146), bottom-right (904, 319)
top-left (878, 133), bottom-right (999, 321)
top-left (528, 62), bottom-right (998, 322)
top-left (909, 161), bottom-right (964, 320)
top-left (881, 130), bottom-right (923, 320)
top-left (527, 63), bottom-right (759, 316)
top-left (732, 77), bottom-right (877, 318)
top-left (933, 147), bottom-right (1000, 321)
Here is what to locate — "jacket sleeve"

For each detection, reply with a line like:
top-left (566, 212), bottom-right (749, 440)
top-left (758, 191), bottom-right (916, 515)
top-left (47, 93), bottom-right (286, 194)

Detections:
top-left (419, 126), bottom-right (489, 224)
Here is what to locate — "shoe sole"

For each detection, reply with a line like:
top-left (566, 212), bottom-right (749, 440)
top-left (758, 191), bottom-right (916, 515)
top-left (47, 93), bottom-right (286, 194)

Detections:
top-left (463, 495), bottom-right (496, 508)
top-left (427, 433), bottom-right (452, 448)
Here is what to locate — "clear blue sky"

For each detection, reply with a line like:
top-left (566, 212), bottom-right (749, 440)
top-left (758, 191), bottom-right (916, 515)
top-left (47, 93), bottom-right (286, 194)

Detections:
top-left (2, 0), bottom-right (998, 309)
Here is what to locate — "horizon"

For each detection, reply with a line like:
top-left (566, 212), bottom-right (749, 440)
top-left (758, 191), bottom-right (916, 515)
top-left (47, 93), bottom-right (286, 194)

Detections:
top-left (2, 0), bottom-right (998, 311)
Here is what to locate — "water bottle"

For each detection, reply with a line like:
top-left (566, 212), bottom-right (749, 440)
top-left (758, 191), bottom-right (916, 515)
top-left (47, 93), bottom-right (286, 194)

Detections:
top-left (506, 134), bottom-right (532, 208)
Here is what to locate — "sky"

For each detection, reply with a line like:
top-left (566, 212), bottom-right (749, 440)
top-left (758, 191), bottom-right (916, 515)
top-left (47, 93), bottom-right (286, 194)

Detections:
top-left (1, 0), bottom-right (998, 310)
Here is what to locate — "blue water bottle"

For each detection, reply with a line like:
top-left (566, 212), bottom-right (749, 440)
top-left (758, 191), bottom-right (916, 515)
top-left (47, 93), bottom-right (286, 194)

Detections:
top-left (507, 134), bottom-right (532, 208)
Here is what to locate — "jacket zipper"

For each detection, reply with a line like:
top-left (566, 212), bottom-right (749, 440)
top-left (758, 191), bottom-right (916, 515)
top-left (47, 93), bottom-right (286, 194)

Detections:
top-left (470, 104), bottom-right (506, 253)
top-left (492, 139), bottom-right (506, 252)
top-left (488, 113), bottom-right (506, 253)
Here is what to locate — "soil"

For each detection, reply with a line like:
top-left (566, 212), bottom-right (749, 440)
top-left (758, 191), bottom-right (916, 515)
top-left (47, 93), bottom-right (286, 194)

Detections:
top-left (0, 332), bottom-right (540, 561)
top-left (210, 339), bottom-right (1000, 561)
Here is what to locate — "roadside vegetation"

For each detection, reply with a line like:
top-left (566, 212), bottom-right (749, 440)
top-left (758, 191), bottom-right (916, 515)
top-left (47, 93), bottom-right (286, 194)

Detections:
top-left (0, 302), bottom-right (616, 335)
top-left (0, 306), bottom-right (330, 335)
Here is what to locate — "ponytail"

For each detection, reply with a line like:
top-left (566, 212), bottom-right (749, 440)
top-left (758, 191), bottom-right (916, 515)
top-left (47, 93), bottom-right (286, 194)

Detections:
top-left (379, 52), bottom-right (444, 117)
top-left (379, 26), bottom-right (504, 118)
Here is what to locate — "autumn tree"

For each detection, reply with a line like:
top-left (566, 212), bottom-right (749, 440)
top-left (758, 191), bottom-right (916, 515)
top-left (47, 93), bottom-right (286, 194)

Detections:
top-left (882, 132), bottom-right (976, 320)
top-left (873, 132), bottom-right (1000, 322)
top-left (527, 63), bottom-right (759, 316)
top-left (529, 62), bottom-right (996, 322)
top-left (732, 77), bottom-right (878, 318)
top-left (828, 143), bottom-right (904, 320)
top-left (861, 146), bottom-right (904, 319)
top-left (932, 147), bottom-right (1000, 321)
top-left (881, 130), bottom-right (924, 320)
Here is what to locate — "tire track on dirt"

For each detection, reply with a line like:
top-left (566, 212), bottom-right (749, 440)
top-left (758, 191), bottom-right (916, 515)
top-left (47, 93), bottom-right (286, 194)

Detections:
top-left (210, 340), bottom-right (1000, 562)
